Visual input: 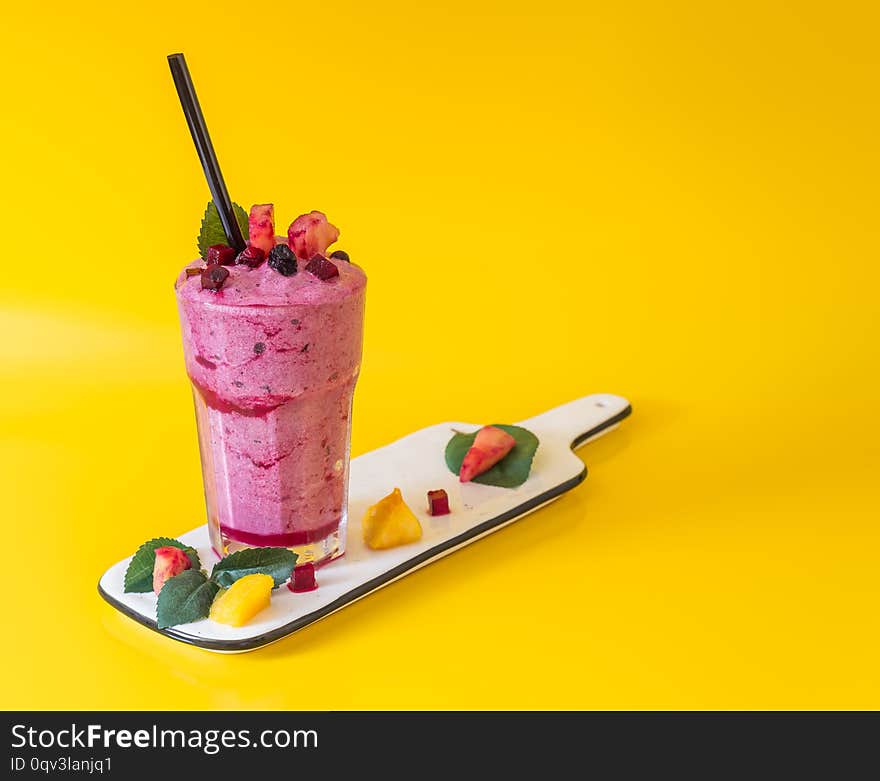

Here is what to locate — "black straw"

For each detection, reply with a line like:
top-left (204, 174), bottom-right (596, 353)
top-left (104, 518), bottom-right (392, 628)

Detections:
top-left (167, 53), bottom-right (246, 253)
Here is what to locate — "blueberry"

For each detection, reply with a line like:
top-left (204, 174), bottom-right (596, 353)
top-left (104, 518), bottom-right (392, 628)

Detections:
top-left (268, 244), bottom-right (298, 276)
top-left (253, 342), bottom-right (266, 355)
top-left (329, 250), bottom-right (350, 262)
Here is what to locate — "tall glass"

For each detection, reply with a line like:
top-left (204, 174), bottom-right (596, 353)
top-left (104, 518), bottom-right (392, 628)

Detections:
top-left (175, 256), bottom-right (366, 566)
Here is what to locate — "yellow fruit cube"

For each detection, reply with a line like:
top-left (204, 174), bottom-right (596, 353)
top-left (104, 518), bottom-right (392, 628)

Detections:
top-left (209, 573), bottom-right (274, 627)
top-left (362, 488), bottom-right (423, 550)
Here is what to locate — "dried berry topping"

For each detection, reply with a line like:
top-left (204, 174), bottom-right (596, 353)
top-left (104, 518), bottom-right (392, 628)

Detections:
top-left (253, 342), bottom-right (266, 355)
top-left (329, 249), bottom-right (350, 262)
top-left (201, 264), bottom-right (229, 292)
top-left (305, 255), bottom-right (339, 281)
top-left (206, 244), bottom-right (237, 266)
top-left (235, 245), bottom-right (266, 268)
top-left (268, 244), bottom-right (298, 277)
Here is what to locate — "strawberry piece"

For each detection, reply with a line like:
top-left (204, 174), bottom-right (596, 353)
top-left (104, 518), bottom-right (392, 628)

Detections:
top-left (152, 546), bottom-right (192, 594)
top-left (459, 426), bottom-right (517, 482)
top-left (288, 211), bottom-right (339, 260)
top-left (248, 204), bottom-right (275, 256)
top-left (427, 489), bottom-right (450, 516)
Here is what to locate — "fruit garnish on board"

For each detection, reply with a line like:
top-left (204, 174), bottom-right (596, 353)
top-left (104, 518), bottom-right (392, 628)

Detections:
top-left (427, 489), bottom-right (451, 516)
top-left (459, 426), bottom-right (516, 482)
top-left (445, 424), bottom-right (540, 488)
top-left (123, 538), bottom-right (298, 629)
top-left (152, 546), bottom-right (192, 594)
top-left (123, 538), bottom-right (200, 593)
top-left (209, 574), bottom-right (274, 627)
top-left (362, 488), bottom-right (423, 550)
top-left (289, 563), bottom-right (318, 593)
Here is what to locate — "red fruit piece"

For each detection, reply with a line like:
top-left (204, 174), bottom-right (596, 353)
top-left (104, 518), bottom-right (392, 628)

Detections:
top-left (288, 563), bottom-right (318, 593)
top-left (427, 489), bottom-right (450, 516)
top-left (288, 211), bottom-right (340, 260)
top-left (201, 264), bottom-right (229, 291)
top-left (248, 204), bottom-right (275, 256)
top-left (235, 245), bottom-right (266, 268)
top-left (305, 255), bottom-right (339, 281)
top-left (206, 244), bottom-right (236, 266)
top-left (152, 547), bottom-right (192, 594)
top-left (459, 426), bottom-right (517, 483)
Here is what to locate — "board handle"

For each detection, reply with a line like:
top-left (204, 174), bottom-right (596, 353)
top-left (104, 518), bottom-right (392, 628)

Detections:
top-left (520, 393), bottom-right (632, 450)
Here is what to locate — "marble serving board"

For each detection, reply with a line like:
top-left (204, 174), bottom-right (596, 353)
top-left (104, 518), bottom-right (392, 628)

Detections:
top-left (98, 393), bottom-right (631, 653)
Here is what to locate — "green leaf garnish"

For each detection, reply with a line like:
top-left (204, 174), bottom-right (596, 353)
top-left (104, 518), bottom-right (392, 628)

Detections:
top-left (444, 424), bottom-right (540, 488)
top-left (197, 201), bottom-right (249, 258)
top-left (123, 538), bottom-right (201, 593)
top-left (210, 547), bottom-right (298, 589)
top-left (156, 570), bottom-right (219, 629)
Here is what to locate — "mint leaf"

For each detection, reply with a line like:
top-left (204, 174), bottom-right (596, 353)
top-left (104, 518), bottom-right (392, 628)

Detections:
top-left (156, 570), bottom-right (219, 629)
top-left (197, 201), bottom-right (249, 258)
top-left (210, 547), bottom-right (297, 589)
top-left (123, 538), bottom-right (201, 593)
top-left (445, 424), bottom-right (540, 488)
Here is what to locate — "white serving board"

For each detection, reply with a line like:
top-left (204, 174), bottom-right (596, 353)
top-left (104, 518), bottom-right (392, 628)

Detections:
top-left (99, 393), bottom-right (631, 652)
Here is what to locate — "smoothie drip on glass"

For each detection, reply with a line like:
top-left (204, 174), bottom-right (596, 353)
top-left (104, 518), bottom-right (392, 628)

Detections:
top-left (175, 235), bottom-right (366, 566)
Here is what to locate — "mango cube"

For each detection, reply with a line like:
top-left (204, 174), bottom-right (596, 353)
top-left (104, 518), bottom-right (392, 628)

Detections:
top-left (209, 573), bottom-right (274, 627)
top-left (362, 488), bottom-right (423, 550)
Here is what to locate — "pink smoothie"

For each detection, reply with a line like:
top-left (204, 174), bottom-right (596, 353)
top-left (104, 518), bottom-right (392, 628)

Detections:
top-left (175, 249), bottom-right (366, 562)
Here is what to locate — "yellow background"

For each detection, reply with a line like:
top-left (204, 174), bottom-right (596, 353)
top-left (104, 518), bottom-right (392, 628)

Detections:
top-left (1, 1), bottom-right (878, 709)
